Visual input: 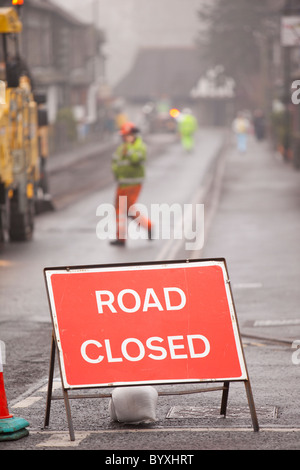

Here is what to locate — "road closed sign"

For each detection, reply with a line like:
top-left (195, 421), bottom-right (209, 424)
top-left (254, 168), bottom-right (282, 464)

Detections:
top-left (44, 259), bottom-right (248, 389)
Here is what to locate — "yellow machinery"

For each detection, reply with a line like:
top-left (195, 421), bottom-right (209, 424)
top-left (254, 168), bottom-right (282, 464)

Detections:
top-left (0, 3), bottom-right (51, 246)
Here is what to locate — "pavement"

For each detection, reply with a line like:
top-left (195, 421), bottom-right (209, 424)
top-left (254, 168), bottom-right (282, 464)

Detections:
top-left (197, 133), bottom-right (300, 345)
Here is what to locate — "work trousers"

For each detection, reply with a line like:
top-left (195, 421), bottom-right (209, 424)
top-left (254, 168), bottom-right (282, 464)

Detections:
top-left (236, 133), bottom-right (247, 153)
top-left (115, 184), bottom-right (152, 240)
top-left (180, 133), bottom-right (195, 151)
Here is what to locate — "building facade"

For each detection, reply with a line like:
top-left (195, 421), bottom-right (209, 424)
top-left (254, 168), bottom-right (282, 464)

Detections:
top-left (16, 0), bottom-right (106, 150)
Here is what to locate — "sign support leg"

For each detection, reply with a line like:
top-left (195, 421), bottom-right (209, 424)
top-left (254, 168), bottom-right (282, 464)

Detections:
top-left (62, 389), bottom-right (75, 441)
top-left (244, 380), bottom-right (259, 432)
top-left (44, 332), bottom-right (75, 441)
top-left (220, 381), bottom-right (230, 416)
top-left (44, 332), bottom-right (55, 429)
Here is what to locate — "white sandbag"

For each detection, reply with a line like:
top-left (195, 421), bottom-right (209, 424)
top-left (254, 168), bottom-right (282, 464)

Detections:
top-left (109, 386), bottom-right (158, 424)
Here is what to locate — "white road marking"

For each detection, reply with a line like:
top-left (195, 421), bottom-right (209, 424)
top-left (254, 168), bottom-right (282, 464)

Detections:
top-left (38, 381), bottom-right (62, 392)
top-left (233, 283), bottom-right (263, 289)
top-left (36, 431), bottom-right (90, 447)
top-left (32, 426), bottom-right (300, 447)
top-left (253, 319), bottom-right (300, 327)
top-left (11, 396), bottom-right (42, 408)
top-left (10, 379), bottom-right (62, 409)
top-left (155, 177), bottom-right (212, 261)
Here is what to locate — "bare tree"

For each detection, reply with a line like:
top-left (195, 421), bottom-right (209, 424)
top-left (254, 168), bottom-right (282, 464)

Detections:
top-left (197, 0), bottom-right (281, 109)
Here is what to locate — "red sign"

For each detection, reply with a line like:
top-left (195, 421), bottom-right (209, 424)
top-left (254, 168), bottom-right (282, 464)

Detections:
top-left (44, 259), bottom-right (248, 389)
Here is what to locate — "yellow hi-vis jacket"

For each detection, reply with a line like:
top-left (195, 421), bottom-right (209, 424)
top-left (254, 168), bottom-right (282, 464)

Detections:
top-left (112, 136), bottom-right (147, 187)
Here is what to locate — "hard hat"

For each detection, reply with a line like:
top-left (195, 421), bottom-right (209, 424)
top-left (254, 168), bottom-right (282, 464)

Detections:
top-left (169, 108), bottom-right (180, 118)
top-left (120, 122), bottom-right (139, 136)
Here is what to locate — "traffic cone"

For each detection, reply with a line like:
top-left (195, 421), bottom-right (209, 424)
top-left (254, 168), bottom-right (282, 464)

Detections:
top-left (0, 366), bottom-right (29, 441)
top-left (0, 372), bottom-right (13, 419)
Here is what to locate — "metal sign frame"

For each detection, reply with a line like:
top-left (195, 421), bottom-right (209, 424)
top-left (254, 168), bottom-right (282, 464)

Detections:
top-left (43, 258), bottom-right (259, 440)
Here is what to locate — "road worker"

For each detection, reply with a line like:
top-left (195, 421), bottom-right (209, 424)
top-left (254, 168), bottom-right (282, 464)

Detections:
top-left (177, 108), bottom-right (198, 152)
top-left (111, 122), bottom-right (152, 246)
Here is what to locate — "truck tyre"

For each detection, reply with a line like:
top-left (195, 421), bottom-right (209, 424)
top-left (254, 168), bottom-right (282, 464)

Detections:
top-left (9, 199), bottom-right (34, 242)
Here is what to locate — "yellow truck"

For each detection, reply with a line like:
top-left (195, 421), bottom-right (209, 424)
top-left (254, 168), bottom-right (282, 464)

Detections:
top-left (0, 3), bottom-right (50, 246)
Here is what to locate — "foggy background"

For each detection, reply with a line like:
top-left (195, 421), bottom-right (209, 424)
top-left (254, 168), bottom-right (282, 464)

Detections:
top-left (3, 0), bottom-right (285, 157)
top-left (51, 0), bottom-right (203, 85)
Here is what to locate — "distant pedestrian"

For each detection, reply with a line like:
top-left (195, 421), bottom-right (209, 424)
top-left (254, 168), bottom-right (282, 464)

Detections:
top-left (177, 108), bottom-right (198, 152)
top-left (253, 109), bottom-right (266, 141)
top-left (232, 112), bottom-right (251, 153)
top-left (111, 122), bottom-right (152, 246)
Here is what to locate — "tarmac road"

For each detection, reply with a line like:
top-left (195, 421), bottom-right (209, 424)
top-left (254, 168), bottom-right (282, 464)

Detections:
top-left (47, 133), bottom-right (176, 210)
top-left (1, 129), bottom-right (300, 452)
